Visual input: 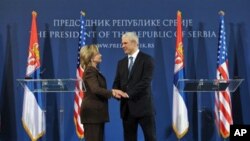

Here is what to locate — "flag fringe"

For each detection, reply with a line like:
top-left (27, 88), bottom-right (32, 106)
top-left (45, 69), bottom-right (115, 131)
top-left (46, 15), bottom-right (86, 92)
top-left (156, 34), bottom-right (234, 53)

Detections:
top-left (22, 119), bottom-right (45, 141)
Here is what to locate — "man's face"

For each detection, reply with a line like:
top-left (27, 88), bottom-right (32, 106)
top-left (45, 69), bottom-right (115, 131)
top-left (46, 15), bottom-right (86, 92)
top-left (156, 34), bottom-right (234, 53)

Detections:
top-left (121, 37), bottom-right (137, 55)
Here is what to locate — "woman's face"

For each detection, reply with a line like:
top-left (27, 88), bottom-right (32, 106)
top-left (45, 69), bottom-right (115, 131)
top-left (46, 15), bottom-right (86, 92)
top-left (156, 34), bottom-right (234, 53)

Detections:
top-left (92, 52), bottom-right (102, 64)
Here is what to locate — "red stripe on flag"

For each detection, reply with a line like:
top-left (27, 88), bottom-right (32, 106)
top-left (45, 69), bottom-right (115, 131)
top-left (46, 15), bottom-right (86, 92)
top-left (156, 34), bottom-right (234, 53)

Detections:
top-left (217, 66), bottom-right (229, 79)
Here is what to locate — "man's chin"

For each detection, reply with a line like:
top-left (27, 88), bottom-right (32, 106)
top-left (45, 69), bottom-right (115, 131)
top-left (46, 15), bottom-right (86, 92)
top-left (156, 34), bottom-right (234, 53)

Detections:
top-left (124, 50), bottom-right (129, 54)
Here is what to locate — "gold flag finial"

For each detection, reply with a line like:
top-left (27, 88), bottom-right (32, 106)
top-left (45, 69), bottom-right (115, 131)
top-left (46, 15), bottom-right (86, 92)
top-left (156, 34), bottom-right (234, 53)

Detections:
top-left (80, 11), bottom-right (85, 16)
top-left (32, 11), bottom-right (37, 16)
top-left (219, 10), bottom-right (225, 16)
top-left (177, 10), bottom-right (182, 15)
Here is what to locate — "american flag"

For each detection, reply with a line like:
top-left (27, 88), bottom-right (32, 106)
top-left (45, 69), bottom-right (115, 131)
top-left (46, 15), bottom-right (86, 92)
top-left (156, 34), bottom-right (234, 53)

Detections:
top-left (214, 11), bottom-right (233, 138)
top-left (74, 11), bottom-right (86, 139)
top-left (172, 11), bottom-right (189, 139)
top-left (22, 11), bottom-right (45, 141)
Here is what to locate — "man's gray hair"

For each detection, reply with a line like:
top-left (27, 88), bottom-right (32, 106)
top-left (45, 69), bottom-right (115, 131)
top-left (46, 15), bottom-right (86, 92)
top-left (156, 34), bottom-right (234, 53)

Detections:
top-left (122, 32), bottom-right (139, 44)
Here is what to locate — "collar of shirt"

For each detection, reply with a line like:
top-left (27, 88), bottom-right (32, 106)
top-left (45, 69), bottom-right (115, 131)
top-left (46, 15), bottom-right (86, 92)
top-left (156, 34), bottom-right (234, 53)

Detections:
top-left (128, 49), bottom-right (139, 62)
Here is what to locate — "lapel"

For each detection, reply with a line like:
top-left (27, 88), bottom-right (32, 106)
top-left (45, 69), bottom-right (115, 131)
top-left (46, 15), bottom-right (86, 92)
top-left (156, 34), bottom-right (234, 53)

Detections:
top-left (97, 69), bottom-right (107, 88)
top-left (97, 70), bottom-right (106, 81)
top-left (90, 66), bottom-right (106, 84)
top-left (124, 57), bottom-right (129, 79)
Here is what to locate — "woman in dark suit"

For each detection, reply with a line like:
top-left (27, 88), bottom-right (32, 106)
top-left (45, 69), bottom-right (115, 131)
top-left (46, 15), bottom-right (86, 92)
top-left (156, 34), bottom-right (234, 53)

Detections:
top-left (80, 44), bottom-right (128, 141)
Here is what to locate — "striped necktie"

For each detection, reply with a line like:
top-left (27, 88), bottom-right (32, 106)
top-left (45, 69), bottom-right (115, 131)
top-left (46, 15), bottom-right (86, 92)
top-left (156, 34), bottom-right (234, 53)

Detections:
top-left (128, 56), bottom-right (134, 76)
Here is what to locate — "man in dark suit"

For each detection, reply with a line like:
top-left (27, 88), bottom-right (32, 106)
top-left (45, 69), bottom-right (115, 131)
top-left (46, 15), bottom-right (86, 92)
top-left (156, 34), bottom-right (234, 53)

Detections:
top-left (113, 32), bottom-right (156, 141)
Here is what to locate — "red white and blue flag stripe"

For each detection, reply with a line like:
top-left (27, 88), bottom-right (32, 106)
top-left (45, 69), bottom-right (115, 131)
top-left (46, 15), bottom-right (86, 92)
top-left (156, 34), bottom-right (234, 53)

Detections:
top-left (214, 11), bottom-right (233, 138)
top-left (22, 11), bottom-right (45, 141)
top-left (172, 11), bottom-right (189, 139)
top-left (74, 11), bottom-right (86, 139)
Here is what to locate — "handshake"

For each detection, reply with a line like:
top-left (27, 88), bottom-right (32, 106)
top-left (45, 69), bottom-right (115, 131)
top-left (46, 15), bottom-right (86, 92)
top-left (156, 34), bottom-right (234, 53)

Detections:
top-left (112, 89), bottom-right (129, 99)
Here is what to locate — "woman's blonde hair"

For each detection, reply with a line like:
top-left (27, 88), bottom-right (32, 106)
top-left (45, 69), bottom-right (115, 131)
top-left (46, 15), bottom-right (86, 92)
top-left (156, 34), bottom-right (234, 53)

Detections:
top-left (80, 44), bottom-right (99, 69)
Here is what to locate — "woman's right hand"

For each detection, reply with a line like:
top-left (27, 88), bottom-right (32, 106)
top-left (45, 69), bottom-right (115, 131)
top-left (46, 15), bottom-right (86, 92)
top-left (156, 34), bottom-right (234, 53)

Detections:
top-left (112, 89), bottom-right (129, 99)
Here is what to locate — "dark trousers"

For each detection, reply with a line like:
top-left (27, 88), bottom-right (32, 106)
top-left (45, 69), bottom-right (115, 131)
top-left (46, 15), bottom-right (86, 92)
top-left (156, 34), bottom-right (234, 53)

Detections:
top-left (122, 115), bottom-right (156, 141)
top-left (83, 123), bottom-right (104, 141)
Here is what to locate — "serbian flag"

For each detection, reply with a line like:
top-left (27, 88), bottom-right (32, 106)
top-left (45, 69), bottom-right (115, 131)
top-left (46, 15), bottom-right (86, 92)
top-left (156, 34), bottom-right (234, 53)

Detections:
top-left (172, 10), bottom-right (189, 139)
top-left (22, 11), bottom-right (45, 141)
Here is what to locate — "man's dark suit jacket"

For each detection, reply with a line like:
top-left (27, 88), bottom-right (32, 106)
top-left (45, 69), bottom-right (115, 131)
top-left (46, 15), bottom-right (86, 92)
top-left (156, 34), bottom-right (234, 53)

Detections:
top-left (80, 66), bottom-right (112, 123)
top-left (113, 51), bottom-right (155, 118)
